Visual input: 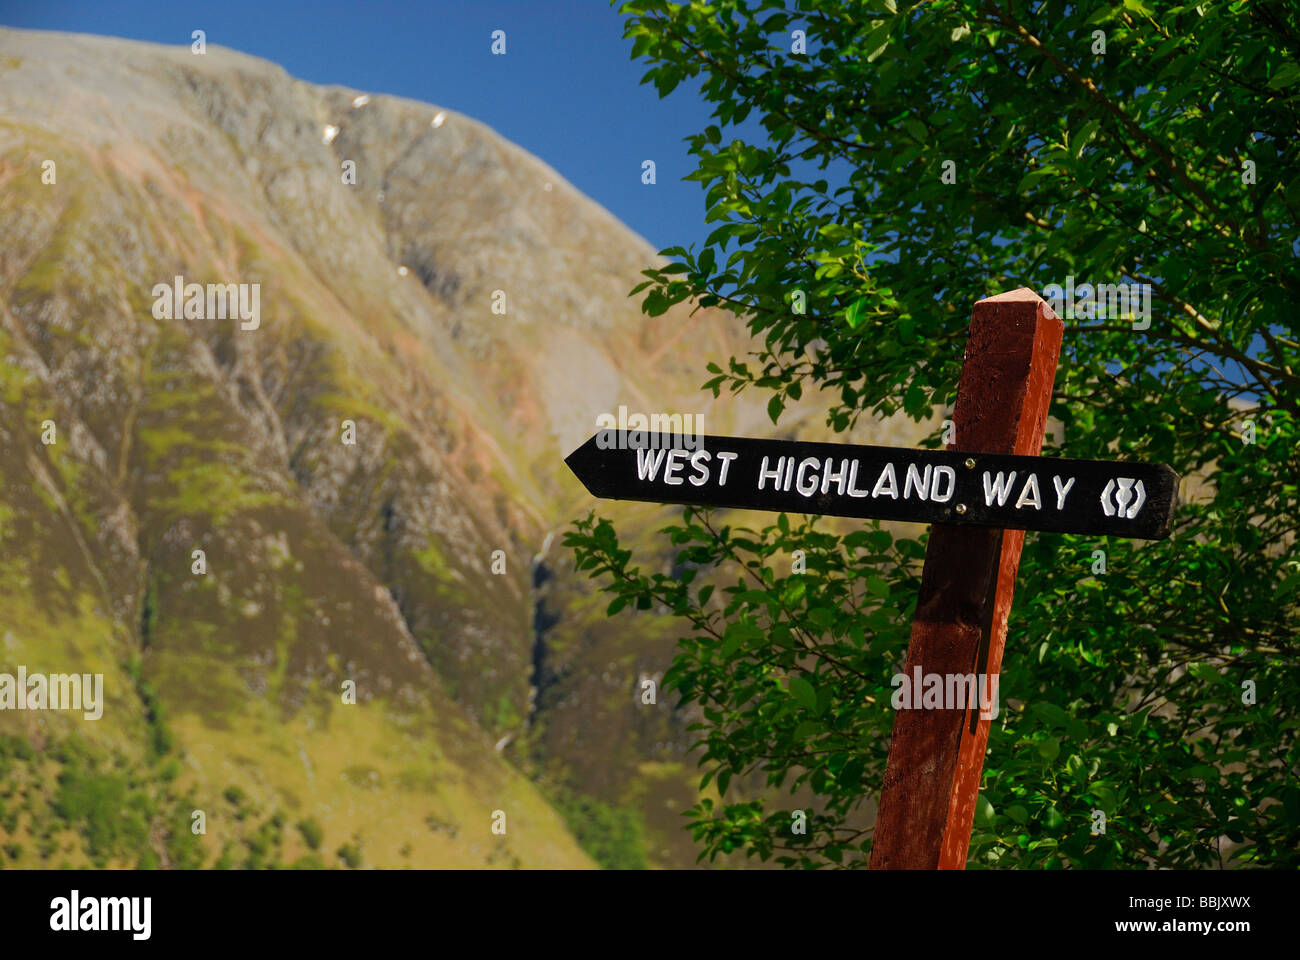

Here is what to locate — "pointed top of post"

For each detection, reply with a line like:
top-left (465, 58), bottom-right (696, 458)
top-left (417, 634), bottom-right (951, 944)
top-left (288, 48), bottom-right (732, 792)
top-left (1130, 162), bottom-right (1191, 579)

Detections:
top-left (975, 286), bottom-right (1058, 321)
top-left (975, 286), bottom-right (1047, 306)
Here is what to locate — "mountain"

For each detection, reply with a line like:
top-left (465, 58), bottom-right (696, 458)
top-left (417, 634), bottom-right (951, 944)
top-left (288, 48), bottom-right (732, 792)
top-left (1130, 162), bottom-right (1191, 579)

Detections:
top-left (0, 27), bottom-right (930, 869)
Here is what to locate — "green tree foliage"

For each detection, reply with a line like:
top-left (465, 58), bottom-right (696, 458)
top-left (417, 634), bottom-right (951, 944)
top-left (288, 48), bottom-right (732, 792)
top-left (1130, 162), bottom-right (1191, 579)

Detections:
top-left (568, 0), bottom-right (1300, 867)
top-left (551, 788), bottom-right (650, 870)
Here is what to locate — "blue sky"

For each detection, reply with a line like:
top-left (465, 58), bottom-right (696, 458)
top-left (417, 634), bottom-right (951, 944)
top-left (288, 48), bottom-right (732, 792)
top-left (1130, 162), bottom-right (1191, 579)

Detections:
top-left (0, 0), bottom-right (723, 253)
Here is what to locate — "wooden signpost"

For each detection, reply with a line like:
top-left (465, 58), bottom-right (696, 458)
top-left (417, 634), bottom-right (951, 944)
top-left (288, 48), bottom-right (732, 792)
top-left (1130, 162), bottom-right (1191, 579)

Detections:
top-left (565, 288), bottom-right (1179, 869)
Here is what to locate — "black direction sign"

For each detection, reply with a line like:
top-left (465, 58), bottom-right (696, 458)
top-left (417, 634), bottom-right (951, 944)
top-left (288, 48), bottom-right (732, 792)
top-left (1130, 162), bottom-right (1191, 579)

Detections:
top-left (566, 433), bottom-right (1178, 540)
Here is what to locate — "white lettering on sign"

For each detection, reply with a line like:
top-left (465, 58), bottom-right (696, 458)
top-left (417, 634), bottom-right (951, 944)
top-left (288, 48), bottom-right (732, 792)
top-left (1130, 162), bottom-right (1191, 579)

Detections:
top-left (663, 448), bottom-right (687, 485)
top-left (1052, 475), bottom-right (1076, 510)
top-left (748, 456), bottom-right (959, 503)
top-left (688, 450), bottom-right (710, 486)
top-left (795, 457), bottom-right (820, 497)
top-left (821, 458), bottom-right (850, 496)
top-left (632, 450), bottom-right (1115, 520)
top-left (873, 463), bottom-right (899, 499)
top-left (637, 448), bottom-right (666, 481)
top-left (983, 470), bottom-right (1017, 506)
top-left (848, 460), bottom-right (871, 498)
top-left (904, 463), bottom-right (932, 500)
top-left (1015, 473), bottom-right (1042, 510)
top-left (716, 452), bottom-right (737, 485)
top-left (931, 466), bottom-right (956, 503)
top-left (641, 448), bottom-right (739, 487)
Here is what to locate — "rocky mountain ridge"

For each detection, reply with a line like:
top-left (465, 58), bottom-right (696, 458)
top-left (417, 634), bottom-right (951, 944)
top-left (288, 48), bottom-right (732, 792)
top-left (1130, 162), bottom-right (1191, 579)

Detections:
top-left (0, 27), bottom-right (928, 868)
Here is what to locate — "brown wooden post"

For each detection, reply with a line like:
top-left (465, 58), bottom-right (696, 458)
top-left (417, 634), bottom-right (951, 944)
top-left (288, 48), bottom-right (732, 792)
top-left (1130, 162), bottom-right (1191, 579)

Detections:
top-left (869, 287), bottom-right (1063, 870)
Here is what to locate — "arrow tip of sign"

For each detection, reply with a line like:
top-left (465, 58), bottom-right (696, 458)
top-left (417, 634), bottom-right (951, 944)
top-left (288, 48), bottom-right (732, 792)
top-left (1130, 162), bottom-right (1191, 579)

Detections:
top-left (563, 436), bottom-right (588, 469)
top-left (564, 434), bottom-right (606, 494)
top-left (1133, 462), bottom-right (1180, 539)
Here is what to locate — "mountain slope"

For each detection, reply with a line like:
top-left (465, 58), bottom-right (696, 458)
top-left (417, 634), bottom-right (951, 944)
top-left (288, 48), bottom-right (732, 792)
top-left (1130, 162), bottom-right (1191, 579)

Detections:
top-left (0, 27), bottom-right (938, 869)
top-left (0, 27), bottom-right (795, 868)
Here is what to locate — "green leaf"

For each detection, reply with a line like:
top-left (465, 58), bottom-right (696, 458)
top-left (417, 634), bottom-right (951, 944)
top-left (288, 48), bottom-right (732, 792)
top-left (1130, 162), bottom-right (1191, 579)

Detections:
top-left (1031, 702), bottom-right (1070, 727)
top-left (1187, 662), bottom-right (1224, 685)
top-left (793, 720), bottom-right (820, 742)
top-left (808, 606), bottom-right (835, 629)
top-left (788, 676), bottom-right (818, 712)
top-left (1073, 118), bottom-right (1100, 159)
top-left (864, 20), bottom-right (892, 62)
top-left (1087, 783), bottom-right (1118, 811)
top-left (1268, 62), bottom-right (1300, 90)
